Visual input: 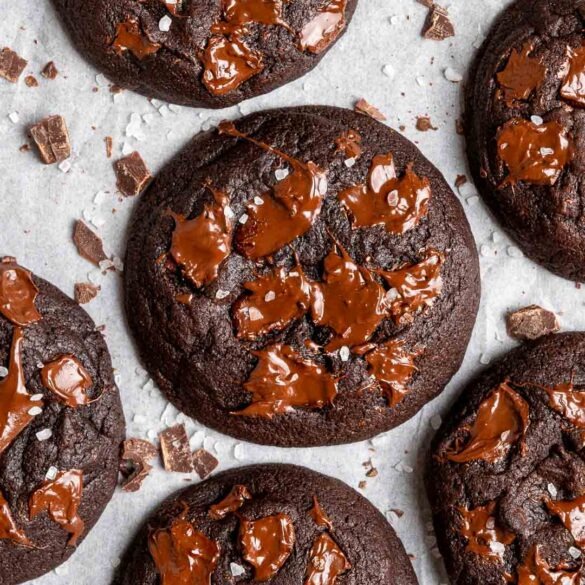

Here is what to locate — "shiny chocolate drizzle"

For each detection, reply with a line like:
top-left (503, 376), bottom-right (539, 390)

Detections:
top-left (233, 343), bottom-right (338, 418)
top-left (310, 496), bottom-right (333, 531)
top-left (561, 43), bottom-right (585, 107)
top-left (208, 484), bottom-right (252, 520)
top-left (458, 501), bottom-right (515, 560)
top-left (546, 494), bottom-right (585, 549)
top-left (445, 382), bottom-right (530, 464)
top-left (497, 118), bottom-right (571, 187)
top-left (220, 121), bottom-right (328, 259)
top-left (517, 545), bottom-right (581, 585)
top-left (149, 515), bottom-right (220, 585)
top-left (305, 532), bottom-right (351, 585)
top-left (543, 381), bottom-right (585, 429)
top-left (338, 153), bottom-right (431, 235)
top-left (41, 355), bottom-right (94, 407)
top-left (299, 0), bottom-right (347, 55)
top-left (223, 0), bottom-right (288, 26)
top-left (0, 489), bottom-right (30, 547)
top-left (0, 260), bottom-right (41, 326)
top-left (169, 187), bottom-right (233, 289)
top-left (113, 20), bottom-right (161, 59)
top-left (240, 513), bottom-right (295, 581)
top-left (29, 469), bottom-right (84, 547)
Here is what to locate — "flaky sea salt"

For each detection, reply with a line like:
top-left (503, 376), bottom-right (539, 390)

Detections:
top-left (46, 466), bottom-right (58, 480)
top-left (159, 15), bottom-right (172, 32)
top-left (444, 67), bottom-right (463, 83)
top-left (30, 393), bottom-right (43, 401)
top-left (0, 366), bottom-right (8, 378)
top-left (547, 483), bottom-right (558, 498)
top-left (264, 291), bottom-right (276, 302)
top-left (230, 562), bottom-right (246, 576)
top-left (275, 168), bottom-right (289, 181)
top-left (216, 289), bottom-right (230, 300)
top-left (531, 115), bottom-right (544, 126)
top-left (239, 213), bottom-right (249, 224)
top-left (36, 428), bottom-right (52, 441)
top-left (339, 346), bottom-right (350, 362)
top-left (28, 406), bottom-right (42, 416)
top-left (344, 157), bottom-right (356, 168)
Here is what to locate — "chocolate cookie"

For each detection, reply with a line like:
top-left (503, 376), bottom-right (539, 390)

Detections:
top-left (124, 105), bottom-right (480, 447)
top-left (0, 257), bottom-right (125, 584)
top-left (426, 332), bottom-right (585, 585)
top-left (114, 463), bottom-right (418, 584)
top-left (466, 0), bottom-right (585, 281)
top-left (51, 0), bottom-right (358, 108)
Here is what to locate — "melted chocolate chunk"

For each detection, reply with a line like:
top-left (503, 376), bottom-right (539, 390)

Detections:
top-left (546, 494), bottom-right (585, 548)
top-left (149, 517), bottom-right (220, 585)
top-left (305, 532), bottom-right (351, 585)
top-left (309, 496), bottom-right (333, 530)
top-left (29, 470), bottom-right (85, 547)
top-left (170, 188), bottom-right (233, 289)
top-left (299, 0), bottom-right (347, 54)
top-left (113, 20), bottom-right (160, 59)
top-left (364, 340), bottom-right (419, 406)
top-left (0, 260), bottom-right (41, 326)
top-left (335, 129), bottom-right (362, 160)
top-left (497, 118), bottom-right (571, 187)
top-left (0, 490), bottom-right (30, 546)
top-left (234, 344), bottom-right (338, 418)
top-left (560, 43), bottom-right (585, 107)
top-left (458, 501), bottom-right (515, 560)
top-left (0, 328), bottom-right (42, 457)
top-left (310, 245), bottom-right (386, 352)
top-left (339, 154), bottom-right (431, 235)
top-left (232, 266), bottom-right (311, 340)
top-left (240, 513), bottom-right (295, 581)
top-left (208, 484), bottom-right (252, 520)
top-left (445, 382), bottom-right (530, 464)
top-left (41, 355), bottom-right (94, 407)
top-left (543, 381), bottom-right (585, 429)
top-left (517, 545), bottom-right (581, 584)
top-left (223, 0), bottom-right (287, 26)
top-left (378, 249), bottom-right (444, 324)
top-left (496, 42), bottom-right (546, 106)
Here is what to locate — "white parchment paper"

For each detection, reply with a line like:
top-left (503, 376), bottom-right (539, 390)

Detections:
top-left (2, 0), bottom-right (585, 583)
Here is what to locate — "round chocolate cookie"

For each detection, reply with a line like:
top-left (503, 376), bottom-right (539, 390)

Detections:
top-left (114, 463), bottom-right (418, 584)
top-left (0, 258), bottom-right (125, 584)
top-left (466, 0), bottom-right (585, 281)
top-left (426, 332), bottom-right (585, 585)
top-left (51, 0), bottom-right (358, 108)
top-left (124, 105), bottom-right (480, 447)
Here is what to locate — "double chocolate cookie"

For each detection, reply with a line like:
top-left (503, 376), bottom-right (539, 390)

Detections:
top-left (427, 333), bottom-right (585, 584)
top-left (51, 0), bottom-right (358, 108)
top-left (0, 257), bottom-right (125, 584)
top-left (124, 105), bottom-right (480, 447)
top-left (115, 463), bottom-right (418, 584)
top-left (466, 0), bottom-right (585, 281)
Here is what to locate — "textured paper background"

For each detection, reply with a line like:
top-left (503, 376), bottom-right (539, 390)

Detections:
top-left (1, 0), bottom-right (584, 583)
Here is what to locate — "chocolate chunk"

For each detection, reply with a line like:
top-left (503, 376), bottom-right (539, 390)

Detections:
top-left (114, 152), bottom-right (151, 197)
top-left (159, 424), bottom-right (193, 473)
top-left (0, 47), bottom-right (27, 83)
top-left (29, 115), bottom-right (71, 164)
top-left (416, 116), bottom-right (437, 132)
top-left (41, 61), bottom-right (58, 80)
top-left (506, 305), bottom-right (560, 341)
top-left (422, 4), bottom-right (455, 40)
top-left (120, 438), bottom-right (158, 492)
top-left (73, 220), bottom-right (108, 266)
top-left (354, 98), bottom-right (386, 121)
top-left (74, 282), bottom-right (100, 304)
top-left (192, 449), bottom-right (219, 479)
top-left (24, 75), bottom-right (38, 87)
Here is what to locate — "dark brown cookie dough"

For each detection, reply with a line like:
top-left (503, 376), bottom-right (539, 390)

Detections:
top-left (114, 463), bottom-right (418, 584)
top-left (50, 0), bottom-right (358, 108)
top-left (0, 258), bottom-right (125, 584)
top-left (426, 332), bottom-right (585, 585)
top-left (124, 105), bottom-right (480, 447)
top-left (466, 0), bottom-right (585, 281)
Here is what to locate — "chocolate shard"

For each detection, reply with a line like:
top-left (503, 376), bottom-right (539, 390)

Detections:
top-left (104, 136), bottom-right (113, 159)
top-left (41, 61), bottom-right (58, 80)
top-left (114, 151), bottom-right (151, 197)
top-left (0, 47), bottom-right (27, 83)
top-left (74, 282), bottom-right (100, 304)
top-left (192, 449), bottom-right (219, 479)
top-left (29, 115), bottom-right (71, 164)
top-left (354, 98), bottom-right (386, 121)
top-left (159, 424), bottom-right (193, 473)
top-left (120, 438), bottom-right (158, 492)
top-left (422, 4), bottom-right (455, 41)
top-left (506, 305), bottom-right (560, 341)
top-left (73, 220), bottom-right (108, 266)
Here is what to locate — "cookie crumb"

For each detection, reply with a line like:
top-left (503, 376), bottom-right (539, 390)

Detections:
top-left (29, 115), bottom-right (71, 164)
top-left (0, 47), bottom-right (27, 82)
top-left (506, 305), bottom-right (560, 341)
top-left (73, 220), bottom-right (108, 266)
top-left (354, 98), bottom-right (387, 121)
top-left (159, 424), bottom-right (193, 473)
top-left (192, 448), bottom-right (219, 479)
top-left (120, 438), bottom-right (158, 492)
top-left (74, 282), bottom-right (100, 304)
top-left (114, 151), bottom-right (151, 197)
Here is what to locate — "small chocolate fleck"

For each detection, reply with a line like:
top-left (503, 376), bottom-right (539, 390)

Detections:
top-left (104, 136), bottom-right (113, 159)
top-left (354, 98), bottom-right (387, 121)
top-left (29, 115), bottom-right (71, 164)
top-left (73, 220), bottom-right (108, 267)
top-left (422, 4), bottom-right (455, 40)
top-left (416, 116), bottom-right (437, 132)
top-left (120, 438), bottom-right (158, 492)
top-left (24, 75), bottom-right (38, 87)
top-left (455, 175), bottom-right (467, 188)
top-left (74, 282), bottom-right (100, 304)
top-left (114, 151), bottom-right (151, 197)
top-left (192, 449), bottom-right (219, 479)
top-left (0, 47), bottom-right (27, 83)
top-left (159, 424), bottom-right (193, 473)
top-left (41, 61), bottom-right (58, 80)
top-left (506, 305), bottom-right (560, 341)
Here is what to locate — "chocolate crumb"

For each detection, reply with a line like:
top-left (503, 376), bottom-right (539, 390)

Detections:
top-left (24, 75), bottom-right (38, 87)
top-left (29, 115), bottom-right (71, 164)
top-left (455, 175), bottom-right (467, 188)
top-left (354, 98), bottom-right (387, 121)
top-left (506, 305), bottom-right (560, 341)
top-left (74, 282), bottom-right (100, 304)
top-left (390, 508), bottom-right (405, 518)
top-left (159, 424), bottom-right (193, 473)
top-left (358, 480), bottom-right (367, 490)
top-left (73, 220), bottom-right (108, 266)
top-left (192, 449), bottom-right (219, 479)
top-left (114, 152), bottom-right (151, 197)
top-left (0, 47), bottom-right (27, 82)
top-left (41, 61), bottom-right (58, 80)
top-left (105, 136), bottom-right (113, 159)
top-left (422, 4), bottom-right (455, 41)
top-left (416, 116), bottom-right (437, 132)
top-left (455, 118), bottom-right (465, 135)
top-left (19, 143), bottom-right (31, 153)
top-left (120, 438), bottom-right (158, 492)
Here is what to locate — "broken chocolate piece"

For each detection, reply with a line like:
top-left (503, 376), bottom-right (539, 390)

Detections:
top-left (506, 305), bottom-right (560, 341)
top-left (159, 424), bottom-right (193, 473)
top-left (74, 282), bottom-right (100, 305)
top-left (29, 115), bottom-right (71, 165)
top-left (114, 152), bottom-right (151, 197)
top-left (73, 220), bottom-right (108, 267)
top-left (41, 61), bottom-right (58, 80)
top-left (422, 4), bottom-right (455, 41)
top-left (0, 47), bottom-right (27, 83)
top-left (209, 484), bottom-right (252, 520)
top-left (354, 98), bottom-right (386, 121)
top-left (120, 438), bottom-right (158, 492)
top-left (192, 449), bottom-right (219, 479)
